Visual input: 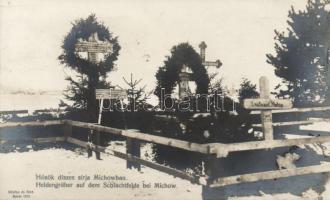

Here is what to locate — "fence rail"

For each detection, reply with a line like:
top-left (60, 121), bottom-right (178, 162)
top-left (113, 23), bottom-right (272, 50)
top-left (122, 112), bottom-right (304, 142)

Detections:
top-left (67, 137), bottom-right (203, 184)
top-left (0, 110), bottom-right (28, 115)
top-left (0, 120), bottom-right (64, 128)
top-left (210, 164), bottom-right (330, 187)
top-left (250, 106), bottom-right (330, 114)
top-left (67, 120), bottom-right (211, 155)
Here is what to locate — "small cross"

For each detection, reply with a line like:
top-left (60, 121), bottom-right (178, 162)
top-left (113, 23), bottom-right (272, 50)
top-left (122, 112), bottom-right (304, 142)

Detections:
top-left (199, 41), bottom-right (222, 69)
top-left (75, 32), bottom-right (113, 64)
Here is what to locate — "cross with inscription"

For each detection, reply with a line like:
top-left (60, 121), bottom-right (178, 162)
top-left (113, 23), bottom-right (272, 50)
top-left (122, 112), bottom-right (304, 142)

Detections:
top-left (74, 32), bottom-right (113, 160)
top-left (75, 32), bottom-right (113, 63)
top-left (243, 76), bottom-right (292, 140)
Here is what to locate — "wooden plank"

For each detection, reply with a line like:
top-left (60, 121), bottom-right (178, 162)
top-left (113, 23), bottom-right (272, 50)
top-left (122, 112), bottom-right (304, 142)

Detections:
top-left (252, 120), bottom-right (314, 128)
top-left (250, 106), bottom-right (330, 115)
top-left (252, 118), bottom-right (330, 128)
top-left (67, 137), bottom-right (203, 184)
top-left (0, 110), bottom-right (28, 115)
top-left (34, 137), bottom-right (66, 143)
top-left (34, 108), bottom-right (65, 113)
top-left (95, 89), bottom-right (127, 100)
top-left (243, 99), bottom-right (292, 110)
top-left (210, 164), bottom-right (330, 187)
top-left (310, 118), bottom-right (330, 123)
top-left (209, 135), bottom-right (330, 157)
top-left (66, 120), bottom-right (210, 155)
top-left (0, 120), bottom-right (64, 128)
top-left (0, 137), bottom-right (66, 144)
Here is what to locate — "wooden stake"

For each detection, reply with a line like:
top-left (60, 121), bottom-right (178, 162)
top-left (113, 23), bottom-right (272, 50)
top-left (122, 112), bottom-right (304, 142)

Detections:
top-left (259, 76), bottom-right (273, 140)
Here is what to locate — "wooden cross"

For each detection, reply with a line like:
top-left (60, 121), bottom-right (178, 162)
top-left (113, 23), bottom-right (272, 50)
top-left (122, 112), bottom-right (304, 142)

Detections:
top-left (199, 41), bottom-right (222, 69)
top-left (75, 32), bottom-right (113, 160)
top-left (75, 32), bottom-right (113, 63)
top-left (243, 76), bottom-right (292, 140)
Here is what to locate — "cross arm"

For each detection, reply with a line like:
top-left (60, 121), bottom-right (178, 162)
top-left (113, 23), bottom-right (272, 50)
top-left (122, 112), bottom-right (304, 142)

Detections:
top-left (75, 41), bottom-right (113, 53)
top-left (202, 60), bottom-right (222, 68)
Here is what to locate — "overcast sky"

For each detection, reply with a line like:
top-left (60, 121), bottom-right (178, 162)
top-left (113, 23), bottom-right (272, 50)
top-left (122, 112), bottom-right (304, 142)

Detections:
top-left (0, 0), bottom-right (307, 94)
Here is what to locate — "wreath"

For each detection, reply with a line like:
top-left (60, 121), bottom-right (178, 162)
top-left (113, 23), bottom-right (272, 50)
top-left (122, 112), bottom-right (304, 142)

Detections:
top-left (59, 14), bottom-right (120, 77)
top-left (155, 43), bottom-right (210, 99)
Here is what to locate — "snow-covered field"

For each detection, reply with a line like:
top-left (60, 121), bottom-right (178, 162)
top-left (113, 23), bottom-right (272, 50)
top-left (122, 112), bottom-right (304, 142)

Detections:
top-left (0, 94), bottom-right (63, 112)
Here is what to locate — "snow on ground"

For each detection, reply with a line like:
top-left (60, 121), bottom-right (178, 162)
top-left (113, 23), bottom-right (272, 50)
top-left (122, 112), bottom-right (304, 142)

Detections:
top-left (1, 122), bottom-right (330, 200)
top-left (0, 143), bottom-right (201, 200)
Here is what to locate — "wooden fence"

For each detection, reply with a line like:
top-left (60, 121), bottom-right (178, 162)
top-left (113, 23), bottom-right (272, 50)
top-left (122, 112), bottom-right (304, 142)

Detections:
top-left (1, 77), bottom-right (330, 187)
top-left (1, 109), bottom-right (330, 187)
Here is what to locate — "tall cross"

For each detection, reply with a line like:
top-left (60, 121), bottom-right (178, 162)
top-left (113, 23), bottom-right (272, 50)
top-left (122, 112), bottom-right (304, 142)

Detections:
top-left (199, 41), bottom-right (222, 69)
top-left (75, 32), bottom-right (113, 160)
top-left (75, 32), bottom-right (113, 63)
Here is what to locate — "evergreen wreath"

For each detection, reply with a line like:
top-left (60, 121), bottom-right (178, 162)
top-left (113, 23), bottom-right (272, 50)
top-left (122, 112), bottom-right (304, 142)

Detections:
top-left (59, 14), bottom-right (120, 77)
top-left (58, 14), bottom-right (120, 115)
top-left (155, 43), bottom-right (209, 99)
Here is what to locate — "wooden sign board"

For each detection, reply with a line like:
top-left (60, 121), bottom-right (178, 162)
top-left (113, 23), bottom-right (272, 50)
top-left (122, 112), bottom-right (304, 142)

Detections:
top-left (95, 89), bottom-right (127, 100)
top-left (243, 99), bottom-right (292, 110)
top-left (75, 42), bottom-right (113, 53)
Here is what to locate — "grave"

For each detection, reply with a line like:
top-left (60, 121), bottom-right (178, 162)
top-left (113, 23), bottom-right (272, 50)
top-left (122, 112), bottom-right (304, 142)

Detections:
top-left (74, 32), bottom-right (114, 159)
top-left (243, 76), bottom-right (292, 140)
top-left (178, 42), bottom-right (222, 99)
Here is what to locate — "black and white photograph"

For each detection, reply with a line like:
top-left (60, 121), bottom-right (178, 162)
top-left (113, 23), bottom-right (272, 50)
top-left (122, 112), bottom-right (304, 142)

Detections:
top-left (1, 0), bottom-right (330, 199)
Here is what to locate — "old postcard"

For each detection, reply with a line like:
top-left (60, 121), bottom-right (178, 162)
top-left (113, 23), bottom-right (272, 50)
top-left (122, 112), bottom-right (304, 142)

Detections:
top-left (1, 0), bottom-right (330, 199)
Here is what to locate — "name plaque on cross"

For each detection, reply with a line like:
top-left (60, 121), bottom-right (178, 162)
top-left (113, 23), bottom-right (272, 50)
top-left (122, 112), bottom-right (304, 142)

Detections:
top-left (243, 99), bottom-right (292, 110)
top-left (75, 32), bottom-right (113, 63)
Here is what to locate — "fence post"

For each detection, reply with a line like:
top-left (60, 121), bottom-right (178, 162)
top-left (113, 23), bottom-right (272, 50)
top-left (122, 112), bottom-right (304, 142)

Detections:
top-left (63, 122), bottom-right (72, 141)
top-left (202, 155), bottom-right (226, 200)
top-left (95, 131), bottom-right (101, 160)
top-left (87, 130), bottom-right (93, 158)
top-left (119, 100), bottom-right (141, 171)
top-left (126, 130), bottom-right (141, 171)
top-left (259, 76), bottom-right (274, 140)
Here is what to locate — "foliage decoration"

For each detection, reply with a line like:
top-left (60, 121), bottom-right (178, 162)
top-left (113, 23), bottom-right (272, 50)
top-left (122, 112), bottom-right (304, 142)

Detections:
top-left (59, 14), bottom-right (120, 118)
top-left (154, 43), bottom-right (209, 101)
